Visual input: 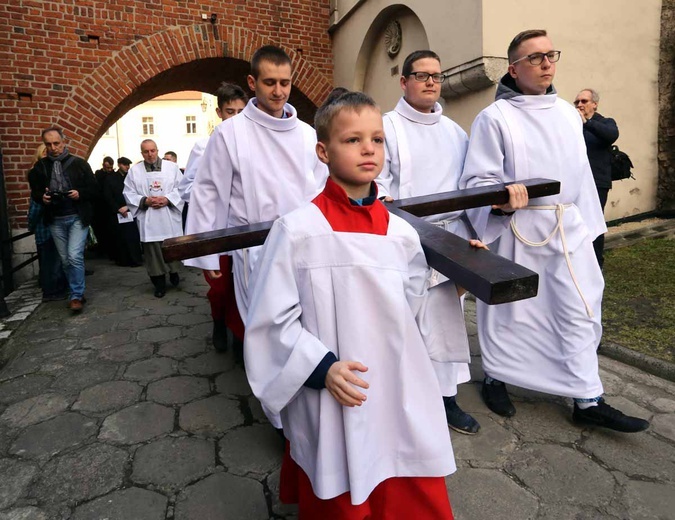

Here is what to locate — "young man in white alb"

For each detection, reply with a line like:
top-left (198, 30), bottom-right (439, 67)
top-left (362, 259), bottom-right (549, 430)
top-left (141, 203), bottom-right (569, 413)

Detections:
top-left (377, 50), bottom-right (478, 435)
top-left (185, 46), bottom-right (328, 427)
top-left (460, 29), bottom-right (649, 433)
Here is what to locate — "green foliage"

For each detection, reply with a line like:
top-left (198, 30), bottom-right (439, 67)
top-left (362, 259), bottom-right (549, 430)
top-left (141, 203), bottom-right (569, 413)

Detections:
top-left (602, 238), bottom-right (675, 363)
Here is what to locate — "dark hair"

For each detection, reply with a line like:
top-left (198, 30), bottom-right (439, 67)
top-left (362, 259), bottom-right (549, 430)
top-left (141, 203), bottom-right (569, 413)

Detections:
top-left (215, 82), bottom-right (248, 111)
top-left (314, 90), bottom-right (379, 142)
top-left (401, 50), bottom-right (441, 77)
top-left (322, 87), bottom-right (350, 107)
top-left (164, 151), bottom-right (177, 160)
top-left (117, 157), bottom-right (132, 166)
top-left (41, 126), bottom-right (66, 140)
top-left (250, 45), bottom-right (292, 79)
top-left (507, 29), bottom-right (548, 63)
top-left (103, 156), bottom-right (114, 166)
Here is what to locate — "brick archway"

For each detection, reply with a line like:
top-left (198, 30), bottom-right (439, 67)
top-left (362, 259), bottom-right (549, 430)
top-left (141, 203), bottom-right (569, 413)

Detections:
top-left (58, 24), bottom-right (333, 157)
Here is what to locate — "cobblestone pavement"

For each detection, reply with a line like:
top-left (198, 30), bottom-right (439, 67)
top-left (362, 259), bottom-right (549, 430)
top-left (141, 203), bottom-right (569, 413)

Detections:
top-left (0, 259), bottom-right (674, 520)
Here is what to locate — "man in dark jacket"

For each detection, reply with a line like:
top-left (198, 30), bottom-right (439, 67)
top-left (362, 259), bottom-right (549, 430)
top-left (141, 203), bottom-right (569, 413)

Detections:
top-left (28, 127), bottom-right (98, 312)
top-left (574, 88), bottom-right (619, 268)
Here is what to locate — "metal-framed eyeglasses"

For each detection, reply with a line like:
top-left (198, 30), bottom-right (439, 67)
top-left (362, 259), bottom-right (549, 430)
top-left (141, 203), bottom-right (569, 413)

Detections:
top-left (408, 71), bottom-right (447, 83)
top-left (510, 50), bottom-right (561, 66)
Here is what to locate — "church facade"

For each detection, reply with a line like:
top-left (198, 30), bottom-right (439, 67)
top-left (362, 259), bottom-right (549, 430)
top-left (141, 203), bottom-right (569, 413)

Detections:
top-left (329, 0), bottom-right (671, 221)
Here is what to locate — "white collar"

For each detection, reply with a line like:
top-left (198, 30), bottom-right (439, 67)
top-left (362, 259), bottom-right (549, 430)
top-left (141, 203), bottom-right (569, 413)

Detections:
top-left (504, 92), bottom-right (558, 110)
top-left (393, 97), bottom-right (442, 125)
top-left (244, 98), bottom-right (298, 131)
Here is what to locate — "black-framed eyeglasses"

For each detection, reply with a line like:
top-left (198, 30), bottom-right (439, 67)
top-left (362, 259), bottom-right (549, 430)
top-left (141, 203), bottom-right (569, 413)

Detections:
top-left (511, 50), bottom-right (561, 66)
top-left (408, 71), bottom-right (447, 83)
top-left (573, 99), bottom-right (591, 105)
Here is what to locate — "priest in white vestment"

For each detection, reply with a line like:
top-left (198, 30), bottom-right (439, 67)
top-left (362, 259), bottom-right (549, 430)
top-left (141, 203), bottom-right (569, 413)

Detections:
top-left (376, 50), bottom-right (478, 435)
top-left (460, 29), bottom-right (649, 433)
top-left (124, 139), bottom-right (184, 298)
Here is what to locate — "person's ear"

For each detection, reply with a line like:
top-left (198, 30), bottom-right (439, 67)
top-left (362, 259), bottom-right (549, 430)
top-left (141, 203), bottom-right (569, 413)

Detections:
top-left (508, 64), bottom-right (517, 79)
top-left (400, 75), bottom-right (407, 92)
top-left (247, 75), bottom-right (256, 92)
top-left (316, 141), bottom-right (329, 165)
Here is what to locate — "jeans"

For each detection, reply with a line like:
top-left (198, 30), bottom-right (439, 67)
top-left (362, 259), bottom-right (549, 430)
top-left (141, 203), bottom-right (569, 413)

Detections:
top-left (37, 237), bottom-right (67, 298)
top-left (49, 215), bottom-right (88, 300)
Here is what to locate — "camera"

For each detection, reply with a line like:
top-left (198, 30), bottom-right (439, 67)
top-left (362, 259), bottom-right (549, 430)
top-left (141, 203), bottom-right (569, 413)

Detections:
top-left (46, 190), bottom-right (68, 203)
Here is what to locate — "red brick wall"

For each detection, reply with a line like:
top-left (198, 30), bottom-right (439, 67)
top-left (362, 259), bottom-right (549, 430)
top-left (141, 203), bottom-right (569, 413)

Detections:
top-left (0, 0), bottom-right (334, 227)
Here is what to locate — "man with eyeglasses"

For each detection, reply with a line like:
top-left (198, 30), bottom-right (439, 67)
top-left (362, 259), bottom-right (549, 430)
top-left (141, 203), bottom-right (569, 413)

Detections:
top-left (574, 88), bottom-right (619, 268)
top-left (376, 50), bottom-right (479, 435)
top-left (460, 30), bottom-right (649, 433)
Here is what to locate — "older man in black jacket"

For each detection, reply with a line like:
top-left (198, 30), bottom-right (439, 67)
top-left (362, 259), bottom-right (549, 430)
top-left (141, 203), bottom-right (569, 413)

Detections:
top-left (574, 88), bottom-right (619, 268)
top-left (28, 127), bottom-right (98, 312)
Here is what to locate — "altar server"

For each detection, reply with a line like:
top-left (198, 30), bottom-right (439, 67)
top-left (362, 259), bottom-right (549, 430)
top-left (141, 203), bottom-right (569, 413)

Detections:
top-left (124, 139), bottom-right (184, 298)
top-left (179, 82), bottom-right (248, 351)
top-left (460, 29), bottom-right (649, 433)
top-left (245, 91), bottom-right (474, 518)
top-left (184, 45), bottom-right (328, 320)
top-left (377, 49), bottom-right (477, 434)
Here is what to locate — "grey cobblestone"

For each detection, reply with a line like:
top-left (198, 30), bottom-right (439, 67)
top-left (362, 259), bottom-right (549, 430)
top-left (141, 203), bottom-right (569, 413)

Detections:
top-left (0, 258), bottom-right (673, 519)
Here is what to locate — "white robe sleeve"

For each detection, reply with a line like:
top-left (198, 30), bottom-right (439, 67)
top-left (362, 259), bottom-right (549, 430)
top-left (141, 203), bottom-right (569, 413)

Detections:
top-left (179, 139), bottom-right (206, 203)
top-left (402, 231), bottom-right (470, 393)
top-left (375, 116), bottom-right (397, 199)
top-left (244, 219), bottom-right (331, 415)
top-left (460, 110), bottom-right (513, 244)
top-left (184, 129), bottom-right (234, 271)
top-left (166, 165), bottom-right (185, 214)
top-left (123, 170), bottom-right (145, 218)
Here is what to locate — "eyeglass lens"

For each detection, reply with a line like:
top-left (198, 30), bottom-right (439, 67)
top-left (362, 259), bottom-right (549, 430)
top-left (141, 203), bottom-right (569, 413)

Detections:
top-left (529, 51), bottom-right (560, 65)
top-left (411, 72), bottom-right (446, 83)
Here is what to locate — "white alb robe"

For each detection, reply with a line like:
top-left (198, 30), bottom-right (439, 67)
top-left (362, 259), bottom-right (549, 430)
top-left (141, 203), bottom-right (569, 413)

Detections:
top-left (377, 97), bottom-right (472, 395)
top-left (178, 136), bottom-right (208, 203)
top-left (184, 99), bottom-right (328, 318)
top-left (244, 203), bottom-right (462, 505)
top-left (460, 90), bottom-right (607, 399)
top-left (123, 160), bottom-right (184, 243)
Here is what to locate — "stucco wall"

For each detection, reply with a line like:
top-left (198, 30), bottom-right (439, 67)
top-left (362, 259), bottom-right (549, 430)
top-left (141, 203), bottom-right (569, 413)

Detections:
top-left (332, 0), bottom-right (663, 220)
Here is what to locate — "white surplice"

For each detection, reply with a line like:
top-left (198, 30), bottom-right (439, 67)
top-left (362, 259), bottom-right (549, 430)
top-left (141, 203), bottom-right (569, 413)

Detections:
top-left (178, 136), bottom-right (208, 203)
top-left (244, 202), bottom-right (461, 505)
top-left (377, 97), bottom-right (472, 395)
top-left (184, 99), bottom-right (328, 318)
top-left (460, 82), bottom-right (607, 399)
top-left (123, 160), bottom-right (184, 243)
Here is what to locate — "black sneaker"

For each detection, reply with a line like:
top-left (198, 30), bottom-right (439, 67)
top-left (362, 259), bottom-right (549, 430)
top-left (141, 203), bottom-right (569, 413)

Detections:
top-left (443, 396), bottom-right (480, 435)
top-left (573, 398), bottom-right (650, 433)
top-left (169, 272), bottom-right (180, 287)
top-left (481, 379), bottom-right (516, 417)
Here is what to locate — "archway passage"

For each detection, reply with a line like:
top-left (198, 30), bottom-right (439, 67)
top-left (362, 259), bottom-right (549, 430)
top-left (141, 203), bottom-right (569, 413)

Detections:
top-left (95, 57), bottom-right (322, 157)
top-left (2, 22), bottom-right (333, 227)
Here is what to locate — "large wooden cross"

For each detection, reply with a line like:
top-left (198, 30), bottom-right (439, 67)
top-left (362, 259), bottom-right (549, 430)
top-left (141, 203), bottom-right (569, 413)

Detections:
top-left (162, 179), bottom-right (560, 305)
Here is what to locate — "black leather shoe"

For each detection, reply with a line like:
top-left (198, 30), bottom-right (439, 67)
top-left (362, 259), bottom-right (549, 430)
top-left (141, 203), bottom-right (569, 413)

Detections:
top-left (573, 398), bottom-right (649, 433)
top-left (169, 272), bottom-right (180, 287)
top-left (481, 379), bottom-right (516, 417)
top-left (443, 396), bottom-right (480, 434)
top-left (212, 320), bottom-right (229, 352)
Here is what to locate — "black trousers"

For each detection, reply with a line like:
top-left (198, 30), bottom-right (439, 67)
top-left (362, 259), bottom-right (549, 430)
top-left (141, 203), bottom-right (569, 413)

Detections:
top-left (593, 188), bottom-right (609, 269)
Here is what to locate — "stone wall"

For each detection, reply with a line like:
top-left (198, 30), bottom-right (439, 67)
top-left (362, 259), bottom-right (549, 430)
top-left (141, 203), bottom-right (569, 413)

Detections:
top-left (659, 0), bottom-right (675, 210)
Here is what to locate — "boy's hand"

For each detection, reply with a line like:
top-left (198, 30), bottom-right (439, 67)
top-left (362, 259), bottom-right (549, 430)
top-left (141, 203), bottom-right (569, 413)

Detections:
top-left (492, 183), bottom-right (528, 212)
top-left (326, 361), bottom-right (369, 407)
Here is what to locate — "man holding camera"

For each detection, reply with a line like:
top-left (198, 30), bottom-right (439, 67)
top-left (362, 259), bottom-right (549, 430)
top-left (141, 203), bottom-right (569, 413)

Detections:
top-left (28, 127), bottom-right (98, 312)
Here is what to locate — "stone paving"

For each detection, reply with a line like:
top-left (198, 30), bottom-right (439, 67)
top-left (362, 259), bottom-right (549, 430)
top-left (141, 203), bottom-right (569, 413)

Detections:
top-left (0, 258), bottom-right (674, 520)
